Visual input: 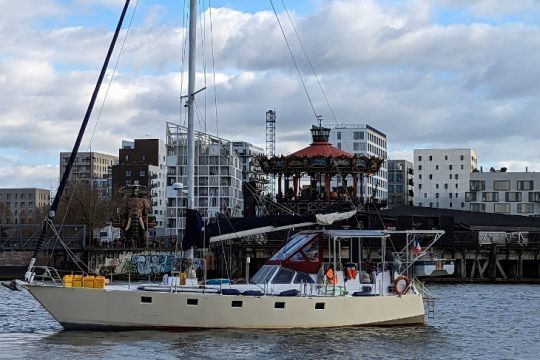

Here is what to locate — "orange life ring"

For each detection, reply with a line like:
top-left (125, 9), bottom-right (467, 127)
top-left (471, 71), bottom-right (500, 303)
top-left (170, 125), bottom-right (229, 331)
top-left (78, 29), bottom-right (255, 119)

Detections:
top-left (392, 275), bottom-right (411, 295)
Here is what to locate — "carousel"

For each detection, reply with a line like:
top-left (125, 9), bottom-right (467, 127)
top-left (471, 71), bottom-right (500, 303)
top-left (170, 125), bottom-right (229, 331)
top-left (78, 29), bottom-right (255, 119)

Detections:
top-left (258, 125), bottom-right (384, 213)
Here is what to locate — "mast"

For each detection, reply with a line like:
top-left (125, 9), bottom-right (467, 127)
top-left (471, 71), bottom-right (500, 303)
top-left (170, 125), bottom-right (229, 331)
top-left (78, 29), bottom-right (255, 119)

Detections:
top-left (185, 0), bottom-right (197, 256)
top-left (24, 0), bottom-right (131, 281)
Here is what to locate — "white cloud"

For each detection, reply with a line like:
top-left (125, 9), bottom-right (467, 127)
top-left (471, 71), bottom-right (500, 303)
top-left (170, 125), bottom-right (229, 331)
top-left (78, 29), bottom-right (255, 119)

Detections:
top-left (1, 0), bottom-right (540, 190)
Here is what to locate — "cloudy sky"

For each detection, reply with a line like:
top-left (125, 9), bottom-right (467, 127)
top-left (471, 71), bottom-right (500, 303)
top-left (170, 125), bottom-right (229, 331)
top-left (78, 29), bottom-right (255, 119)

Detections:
top-left (1, 0), bottom-right (540, 190)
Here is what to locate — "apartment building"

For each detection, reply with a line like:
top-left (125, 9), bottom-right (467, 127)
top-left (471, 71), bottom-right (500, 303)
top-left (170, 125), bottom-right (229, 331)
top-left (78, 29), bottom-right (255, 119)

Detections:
top-left (0, 188), bottom-right (50, 224)
top-left (59, 151), bottom-right (118, 198)
top-left (387, 160), bottom-right (414, 208)
top-left (165, 123), bottom-right (243, 239)
top-left (328, 124), bottom-right (388, 201)
top-left (413, 149), bottom-right (478, 209)
top-left (468, 171), bottom-right (540, 216)
top-left (111, 139), bottom-right (168, 235)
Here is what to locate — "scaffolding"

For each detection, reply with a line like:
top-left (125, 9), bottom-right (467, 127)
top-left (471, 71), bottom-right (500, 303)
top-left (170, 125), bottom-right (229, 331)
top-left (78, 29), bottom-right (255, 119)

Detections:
top-left (265, 109), bottom-right (276, 197)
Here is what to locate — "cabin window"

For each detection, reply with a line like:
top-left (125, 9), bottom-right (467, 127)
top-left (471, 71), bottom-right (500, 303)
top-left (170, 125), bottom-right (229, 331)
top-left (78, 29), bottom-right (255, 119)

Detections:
top-left (231, 301), bottom-right (243, 308)
top-left (251, 265), bottom-right (278, 284)
top-left (315, 302), bottom-right (325, 310)
top-left (275, 302), bottom-right (286, 309)
top-left (293, 273), bottom-right (314, 284)
top-left (141, 296), bottom-right (152, 304)
top-left (272, 268), bottom-right (295, 284)
top-left (187, 299), bottom-right (198, 306)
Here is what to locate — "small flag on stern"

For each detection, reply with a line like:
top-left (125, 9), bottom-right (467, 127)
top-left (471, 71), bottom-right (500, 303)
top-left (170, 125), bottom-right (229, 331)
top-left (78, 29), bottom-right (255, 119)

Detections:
top-left (411, 238), bottom-right (422, 255)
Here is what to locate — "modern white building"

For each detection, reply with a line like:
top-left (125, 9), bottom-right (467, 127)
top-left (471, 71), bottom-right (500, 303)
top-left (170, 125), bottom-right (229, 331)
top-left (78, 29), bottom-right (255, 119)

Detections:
top-left (232, 141), bottom-right (265, 184)
top-left (328, 124), bottom-right (388, 201)
top-left (413, 149), bottom-right (478, 209)
top-left (165, 123), bottom-right (244, 239)
top-left (467, 171), bottom-right (540, 216)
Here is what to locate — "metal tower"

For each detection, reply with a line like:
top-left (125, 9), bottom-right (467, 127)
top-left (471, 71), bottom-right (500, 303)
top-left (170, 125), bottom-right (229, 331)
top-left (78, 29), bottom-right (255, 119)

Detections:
top-left (265, 109), bottom-right (276, 196)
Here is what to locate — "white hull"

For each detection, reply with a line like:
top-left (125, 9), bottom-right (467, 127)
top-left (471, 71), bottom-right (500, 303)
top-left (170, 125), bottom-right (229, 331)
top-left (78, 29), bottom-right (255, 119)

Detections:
top-left (25, 285), bottom-right (425, 330)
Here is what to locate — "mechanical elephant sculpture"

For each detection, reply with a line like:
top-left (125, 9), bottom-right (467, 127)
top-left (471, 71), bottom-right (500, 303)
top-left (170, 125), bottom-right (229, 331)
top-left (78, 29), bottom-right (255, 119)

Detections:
top-left (113, 185), bottom-right (156, 248)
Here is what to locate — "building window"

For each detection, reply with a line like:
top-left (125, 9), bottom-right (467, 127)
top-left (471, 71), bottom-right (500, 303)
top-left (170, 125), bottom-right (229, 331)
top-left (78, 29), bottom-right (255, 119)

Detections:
top-left (140, 170), bottom-right (146, 177)
top-left (418, 165), bottom-right (422, 170)
top-left (449, 202), bottom-right (453, 207)
top-left (418, 155), bottom-right (422, 161)
top-left (353, 143), bottom-right (360, 151)
top-left (429, 202), bottom-right (433, 207)
top-left (449, 165), bottom-right (453, 170)
top-left (337, 142), bottom-right (341, 149)
top-left (482, 192), bottom-right (499, 202)
top-left (470, 203), bottom-right (485, 212)
top-left (494, 180), bottom-right (510, 191)
top-left (429, 174), bottom-right (433, 180)
top-left (449, 174), bottom-right (452, 179)
top-left (419, 174), bottom-right (422, 180)
top-left (505, 192), bottom-right (522, 202)
top-left (494, 203), bottom-right (511, 214)
top-left (436, 184), bottom-right (439, 189)
top-left (517, 203), bottom-right (534, 213)
top-left (445, 155), bottom-right (448, 160)
top-left (428, 155), bottom-right (432, 161)
top-left (461, 164), bottom-right (464, 170)
top-left (449, 193), bottom-right (453, 198)
top-left (528, 192), bottom-right (540, 202)
top-left (454, 174), bottom-right (459, 180)
top-left (460, 155), bottom-right (464, 161)
top-left (461, 202), bottom-right (465, 208)
top-left (424, 193), bottom-right (427, 198)
top-left (418, 184), bottom-right (422, 190)
top-left (470, 180), bottom-right (485, 191)
top-left (337, 131), bottom-right (341, 140)
top-left (126, 170), bottom-right (131, 177)
top-left (444, 183), bottom-right (448, 189)
top-left (517, 180), bottom-right (534, 190)
top-left (353, 131), bottom-right (363, 140)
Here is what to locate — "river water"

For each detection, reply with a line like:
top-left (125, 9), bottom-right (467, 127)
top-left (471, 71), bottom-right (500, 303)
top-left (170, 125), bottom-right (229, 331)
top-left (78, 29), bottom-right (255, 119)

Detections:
top-left (0, 284), bottom-right (539, 359)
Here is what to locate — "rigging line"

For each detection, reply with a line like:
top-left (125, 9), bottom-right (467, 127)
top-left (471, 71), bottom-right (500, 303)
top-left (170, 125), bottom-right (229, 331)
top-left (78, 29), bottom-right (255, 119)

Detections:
top-left (269, 0), bottom-right (318, 119)
top-left (200, 0), bottom-right (208, 134)
top-left (179, 0), bottom-right (189, 125)
top-left (88, 0), bottom-right (139, 149)
top-left (208, 0), bottom-right (220, 138)
top-left (281, 0), bottom-right (338, 125)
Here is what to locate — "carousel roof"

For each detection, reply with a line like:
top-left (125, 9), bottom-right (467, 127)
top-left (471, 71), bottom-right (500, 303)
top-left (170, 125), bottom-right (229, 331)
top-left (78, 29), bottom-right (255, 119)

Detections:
top-left (288, 142), bottom-right (353, 158)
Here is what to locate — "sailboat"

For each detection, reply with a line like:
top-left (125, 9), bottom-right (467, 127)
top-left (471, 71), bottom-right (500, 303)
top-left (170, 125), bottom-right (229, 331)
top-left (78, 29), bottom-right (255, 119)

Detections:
top-left (20, 0), bottom-right (443, 329)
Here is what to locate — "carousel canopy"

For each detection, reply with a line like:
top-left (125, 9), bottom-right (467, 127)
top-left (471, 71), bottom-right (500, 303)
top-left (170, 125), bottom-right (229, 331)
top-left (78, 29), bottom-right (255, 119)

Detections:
top-left (289, 142), bottom-right (352, 158)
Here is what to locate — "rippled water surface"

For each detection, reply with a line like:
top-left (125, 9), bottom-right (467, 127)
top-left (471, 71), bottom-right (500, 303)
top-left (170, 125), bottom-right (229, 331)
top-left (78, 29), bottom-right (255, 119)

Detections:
top-left (1, 284), bottom-right (539, 359)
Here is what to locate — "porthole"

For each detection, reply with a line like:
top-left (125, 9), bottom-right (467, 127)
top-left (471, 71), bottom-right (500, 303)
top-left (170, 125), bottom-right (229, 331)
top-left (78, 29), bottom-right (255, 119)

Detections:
top-left (187, 298), bottom-right (198, 306)
top-left (231, 300), bottom-right (243, 308)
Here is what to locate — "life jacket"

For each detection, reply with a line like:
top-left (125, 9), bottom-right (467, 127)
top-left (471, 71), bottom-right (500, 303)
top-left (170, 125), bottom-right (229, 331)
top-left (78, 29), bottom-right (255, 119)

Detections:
top-left (346, 268), bottom-right (357, 280)
top-left (325, 267), bottom-right (338, 285)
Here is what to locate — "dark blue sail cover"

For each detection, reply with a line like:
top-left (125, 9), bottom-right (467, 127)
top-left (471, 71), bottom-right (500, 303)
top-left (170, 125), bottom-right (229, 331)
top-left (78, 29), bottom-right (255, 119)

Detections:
top-left (183, 209), bottom-right (205, 249)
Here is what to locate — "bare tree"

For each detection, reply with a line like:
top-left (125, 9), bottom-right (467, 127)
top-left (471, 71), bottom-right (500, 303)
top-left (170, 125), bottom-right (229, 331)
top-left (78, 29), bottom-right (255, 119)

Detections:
top-left (56, 181), bottom-right (115, 247)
